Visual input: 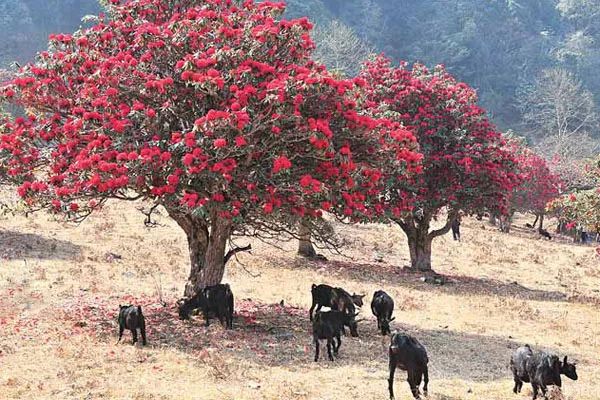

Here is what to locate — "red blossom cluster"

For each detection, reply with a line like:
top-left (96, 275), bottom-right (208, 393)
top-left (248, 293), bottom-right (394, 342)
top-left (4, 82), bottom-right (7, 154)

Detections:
top-left (0, 0), bottom-right (419, 226)
top-left (507, 140), bottom-right (562, 215)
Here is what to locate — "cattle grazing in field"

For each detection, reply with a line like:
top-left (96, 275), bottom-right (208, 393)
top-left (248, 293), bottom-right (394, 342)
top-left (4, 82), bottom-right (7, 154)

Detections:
top-left (177, 283), bottom-right (234, 329)
top-left (312, 310), bottom-right (361, 362)
top-left (371, 290), bottom-right (395, 335)
top-left (309, 284), bottom-right (365, 321)
top-left (510, 345), bottom-right (578, 399)
top-left (538, 228), bottom-right (552, 240)
top-left (117, 305), bottom-right (147, 345)
top-left (388, 332), bottom-right (429, 399)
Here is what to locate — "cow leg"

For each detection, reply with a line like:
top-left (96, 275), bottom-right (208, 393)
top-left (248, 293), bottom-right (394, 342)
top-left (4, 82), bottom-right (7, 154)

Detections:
top-left (314, 338), bottom-right (320, 362)
top-left (540, 384), bottom-right (548, 399)
top-left (513, 375), bottom-right (523, 393)
top-left (334, 333), bottom-right (342, 354)
top-left (326, 338), bottom-right (334, 361)
top-left (388, 361), bottom-right (396, 400)
top-left (117, 326), bottom-right (124, 343)
top-left (204, 312), bottom-right (210, 327)
top-left (131, 329), bottom-right (138, 345)
top-left (309, 302), bottom-right (316, 321)
top-left (140, 320), bottom-right (147, 346)
top-left (408, 370), bottom-right (420, 399)
top-left (531, 383), bottom-right (539, 400)
top-left (422, 366), bottom-right (429, 396)
top-left (414, 370), bottom-right (423, 396)
top-left (227, 312), bottom-right (233, 329)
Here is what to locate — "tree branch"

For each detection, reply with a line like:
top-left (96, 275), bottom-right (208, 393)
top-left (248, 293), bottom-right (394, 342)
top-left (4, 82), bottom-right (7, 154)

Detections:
top-left (224, 244), bottom-right (252, 265)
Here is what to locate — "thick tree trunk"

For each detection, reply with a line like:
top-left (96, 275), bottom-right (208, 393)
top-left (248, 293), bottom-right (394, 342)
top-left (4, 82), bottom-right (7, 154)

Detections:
top-left (166, 208), bottom-right (232, 297)
top-left (397, 211), bottom-right (456, 273)
top-left (407, 229), bottom-right (433, 271)
top-left (297, 219), bottom-right (317, 258)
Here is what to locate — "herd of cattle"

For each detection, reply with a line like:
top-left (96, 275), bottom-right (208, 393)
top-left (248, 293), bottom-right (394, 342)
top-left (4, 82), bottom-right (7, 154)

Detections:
top-left (116, 283), bottom-right (578, 400)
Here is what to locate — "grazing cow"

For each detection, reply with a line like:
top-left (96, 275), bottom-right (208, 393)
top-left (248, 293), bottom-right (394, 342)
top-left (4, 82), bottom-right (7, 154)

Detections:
top-left (177, 283), bottom-right (234, 329)
top-left (312, 310), bottom-right (360, 362)
top-left (371, 290), bottom-right (395, 335)
top-left (117, 305), bottom-right (147, 345)
top-left (538, 228), bottom-right (552, 240)
top-left (511, 345), bottom-right (578, 399)
top-left (309, 284), bottom-right (365, 321)
top-left (388, 332), bottom-right (429, 400)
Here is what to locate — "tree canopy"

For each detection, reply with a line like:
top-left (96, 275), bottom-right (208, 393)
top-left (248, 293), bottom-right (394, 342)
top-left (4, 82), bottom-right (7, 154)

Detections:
top-left (0, 0), bottom-right (420, 294)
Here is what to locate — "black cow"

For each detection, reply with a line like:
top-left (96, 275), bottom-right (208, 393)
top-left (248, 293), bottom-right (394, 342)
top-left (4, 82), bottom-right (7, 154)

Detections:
top-left (117, 305), bottom-right (147, 345)
top-left (371, 290), bottom-right (395, 335)
top-left (309, 284), bottom-right (365, 321)
top-left (177, 283), bottom-right (234, 329)
top-left (538, 228), bottom-right (552, 240)
top-left (511, 345), bottom-right (578, 399)
top-left (388, 332), bottom-right (429, 399)
top-left (312, 310), bottom-right (360, 362)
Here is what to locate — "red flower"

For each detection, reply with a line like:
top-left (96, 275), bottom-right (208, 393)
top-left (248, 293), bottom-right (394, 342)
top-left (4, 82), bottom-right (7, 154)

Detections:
top-left (273, 155), bottom-right (292, 173)
top-left (235, 136), bottom-right (247, 147)
top-left (299, 174), bottom-right (312, 187)
top-left (214, 138), bottom-right (227, 148)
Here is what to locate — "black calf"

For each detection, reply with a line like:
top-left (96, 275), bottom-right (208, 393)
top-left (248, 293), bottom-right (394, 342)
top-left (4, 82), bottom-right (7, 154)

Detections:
top-left (388, 332), bottom-right (429, 399)
top-left (371, 290), bottom-right (395, 335)
top-left (538, 228), bottom-right (552, 240)
top-left (312, 310), bottom-right (360, 362)
top-left (178, 283), bottom-right (234, 329)
top-left (117, 305), bottom-right (147, 345)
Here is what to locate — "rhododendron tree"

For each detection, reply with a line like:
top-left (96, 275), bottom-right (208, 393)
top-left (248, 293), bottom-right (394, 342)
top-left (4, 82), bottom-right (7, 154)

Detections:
top-left (508, 140), bottom-right (562, 229)
top-left (547, 189), bottom-right (600, 238)
top-left (0, 0), bottom-right (419, 295)
top-left (359, 56), bottom-right (519, 271)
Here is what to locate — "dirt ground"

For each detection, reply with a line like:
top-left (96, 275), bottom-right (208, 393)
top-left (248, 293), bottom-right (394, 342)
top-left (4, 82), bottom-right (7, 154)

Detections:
top-left (0, 199), bottom-right (598, 400)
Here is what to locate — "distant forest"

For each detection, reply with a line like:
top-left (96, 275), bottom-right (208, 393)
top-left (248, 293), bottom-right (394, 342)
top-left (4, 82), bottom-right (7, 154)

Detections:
top-left (2, 0), bottom-right (600, 144)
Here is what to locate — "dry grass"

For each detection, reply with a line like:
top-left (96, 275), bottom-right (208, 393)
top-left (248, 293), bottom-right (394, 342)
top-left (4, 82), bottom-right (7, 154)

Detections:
top-left (0, 203), bottom-right (599, 400)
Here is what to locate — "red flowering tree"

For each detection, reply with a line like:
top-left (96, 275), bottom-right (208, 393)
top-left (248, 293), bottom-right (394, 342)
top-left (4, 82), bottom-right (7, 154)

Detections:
top-left (0, 0), bottom-right (419, 296)
top-left (509, 141), bottom-right (562, 229)
top-left (359, 56), bottom-right (519, 271)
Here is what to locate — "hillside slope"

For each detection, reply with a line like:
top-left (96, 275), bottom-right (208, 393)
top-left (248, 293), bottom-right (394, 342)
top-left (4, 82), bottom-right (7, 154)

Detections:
top-left (0, 201), bottom-right (598, 399)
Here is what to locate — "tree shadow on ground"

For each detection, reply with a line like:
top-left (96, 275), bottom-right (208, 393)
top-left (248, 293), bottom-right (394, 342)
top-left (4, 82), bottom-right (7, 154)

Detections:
top-left (286, 257), bottom-right (574, 304)
top-left (0, 230), bottom-right (82, 260)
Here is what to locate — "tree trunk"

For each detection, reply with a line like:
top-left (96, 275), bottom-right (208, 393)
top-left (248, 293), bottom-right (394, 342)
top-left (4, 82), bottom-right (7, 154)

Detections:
top-left (396, 211), bottom-right (457, 273)
top-left (297, 219), bottom-right (317, 258)
top-left (166, 208), bottom-right (232, 297)
top-left (532, 214), bottom-right (539, 229)
top-left (489, 214), bottom-right (497, 225)
top-left (538, 214), bottom-right (544, 230)
top-left (407, 229), bottom-right (433, 271)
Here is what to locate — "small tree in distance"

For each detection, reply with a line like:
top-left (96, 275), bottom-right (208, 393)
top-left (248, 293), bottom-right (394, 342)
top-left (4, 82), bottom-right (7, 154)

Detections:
top-left (0, 0), bottom-right (420, 296)
top-left (507, 138), bottom-right (562, 230)
top-left (359, 56), bottom-right (520, 271)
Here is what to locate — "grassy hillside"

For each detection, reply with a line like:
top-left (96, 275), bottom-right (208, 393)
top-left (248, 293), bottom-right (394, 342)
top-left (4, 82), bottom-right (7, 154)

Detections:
top-left (0, 199), bottom-right (598, 399)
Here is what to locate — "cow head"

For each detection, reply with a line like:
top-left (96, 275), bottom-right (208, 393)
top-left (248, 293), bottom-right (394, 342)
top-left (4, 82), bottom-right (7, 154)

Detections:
top-left (351, 293), bottom-right (366, 307)
top-left (380, 316), bottom-right (395, 335)
top-left (561, 356), bottom-right (578, 381)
